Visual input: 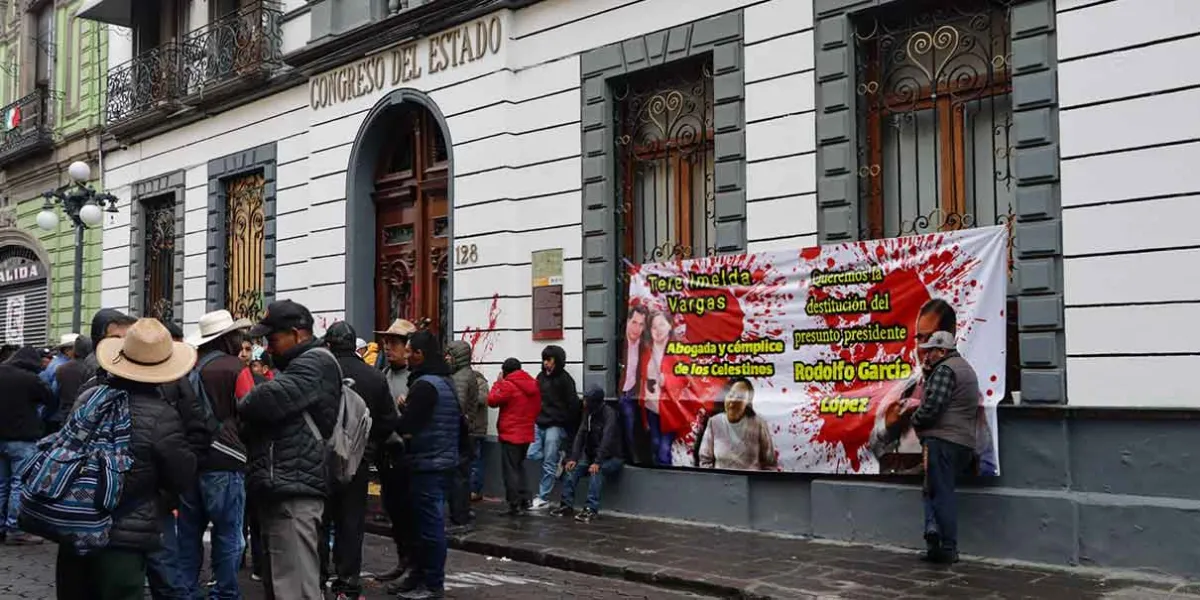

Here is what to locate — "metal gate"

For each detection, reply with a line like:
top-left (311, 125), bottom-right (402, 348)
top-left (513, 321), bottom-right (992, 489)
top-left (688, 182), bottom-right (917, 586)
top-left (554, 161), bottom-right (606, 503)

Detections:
top-left (0, 280), bottom-right (49, 346)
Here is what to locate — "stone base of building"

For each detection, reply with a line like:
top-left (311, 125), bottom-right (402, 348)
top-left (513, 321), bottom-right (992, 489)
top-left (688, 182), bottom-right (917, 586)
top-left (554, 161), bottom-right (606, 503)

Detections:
top-left (477, 405), bottom-right (1200, 579)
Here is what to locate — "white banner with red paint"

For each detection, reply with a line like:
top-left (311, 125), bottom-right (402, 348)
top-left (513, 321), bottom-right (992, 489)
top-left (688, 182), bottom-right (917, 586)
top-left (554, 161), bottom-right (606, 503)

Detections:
top-left (619, 226), bottom-right (1007, 475)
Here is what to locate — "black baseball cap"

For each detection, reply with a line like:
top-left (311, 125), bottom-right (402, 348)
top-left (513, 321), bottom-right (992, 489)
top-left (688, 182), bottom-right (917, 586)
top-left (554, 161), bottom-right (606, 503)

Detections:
top-left (248, 300), bottom-right (315, 338)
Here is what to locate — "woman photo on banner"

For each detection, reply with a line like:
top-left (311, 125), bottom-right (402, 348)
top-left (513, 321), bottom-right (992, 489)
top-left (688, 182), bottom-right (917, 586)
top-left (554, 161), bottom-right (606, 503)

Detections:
top-left (696, 377), bottom-right (778, 471)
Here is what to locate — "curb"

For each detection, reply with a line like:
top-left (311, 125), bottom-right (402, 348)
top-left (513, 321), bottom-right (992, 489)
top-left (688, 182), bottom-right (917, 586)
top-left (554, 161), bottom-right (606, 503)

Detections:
top-left (447, 533), bottom-right (766, 599)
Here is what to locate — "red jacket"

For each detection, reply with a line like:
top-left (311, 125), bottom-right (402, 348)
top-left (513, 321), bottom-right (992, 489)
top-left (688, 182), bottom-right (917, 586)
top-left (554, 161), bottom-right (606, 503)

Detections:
top-left (487, 370), bottom-right (541, 444)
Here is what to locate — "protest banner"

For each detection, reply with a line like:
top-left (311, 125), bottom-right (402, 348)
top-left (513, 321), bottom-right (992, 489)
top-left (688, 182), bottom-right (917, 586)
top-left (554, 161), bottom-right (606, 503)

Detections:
top-left (620, 226), bottom-right (1007, 475)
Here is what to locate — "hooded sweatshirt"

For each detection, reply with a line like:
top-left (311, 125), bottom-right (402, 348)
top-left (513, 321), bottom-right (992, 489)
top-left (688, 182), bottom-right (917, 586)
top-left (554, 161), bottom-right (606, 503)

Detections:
top-left (0, 347), bottom-right (54, 440)
top-left (568, 385), bottom-right (622, 464)
top-left (446, 340), bottom-right (487, 437)
top-left (536, 345), bottom-right (580, 431)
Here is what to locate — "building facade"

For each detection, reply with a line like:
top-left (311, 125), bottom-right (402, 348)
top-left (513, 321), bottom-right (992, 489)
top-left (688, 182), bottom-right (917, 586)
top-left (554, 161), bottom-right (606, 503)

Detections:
top-left (0, 0), bottom-right (108, 344)
top-left (83, 0), bottom-right (1200, 577)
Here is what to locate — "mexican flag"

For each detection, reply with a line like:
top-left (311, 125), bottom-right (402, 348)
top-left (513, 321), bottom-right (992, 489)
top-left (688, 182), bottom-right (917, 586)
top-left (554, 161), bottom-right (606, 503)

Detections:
top-left (3, 105), bottom-right (19, 130)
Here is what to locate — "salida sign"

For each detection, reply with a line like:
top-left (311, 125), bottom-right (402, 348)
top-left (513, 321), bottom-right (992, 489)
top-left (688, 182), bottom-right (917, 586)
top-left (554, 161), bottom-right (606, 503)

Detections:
top-left (0, 256), bottom-right (45, 286)
top-left (310, 15), bottom-right (503, 110)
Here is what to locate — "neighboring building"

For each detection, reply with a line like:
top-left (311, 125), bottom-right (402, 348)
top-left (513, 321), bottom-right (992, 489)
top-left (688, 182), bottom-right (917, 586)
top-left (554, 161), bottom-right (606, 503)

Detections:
top-left (83, 0), bottom-right (1200, 578)
top-left (0, 0), bottom-right (108, 344)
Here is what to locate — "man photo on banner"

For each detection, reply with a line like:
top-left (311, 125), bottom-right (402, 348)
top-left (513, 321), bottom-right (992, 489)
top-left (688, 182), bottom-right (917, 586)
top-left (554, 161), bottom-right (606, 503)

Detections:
top-left (868, 298), bottom-right (998, 477)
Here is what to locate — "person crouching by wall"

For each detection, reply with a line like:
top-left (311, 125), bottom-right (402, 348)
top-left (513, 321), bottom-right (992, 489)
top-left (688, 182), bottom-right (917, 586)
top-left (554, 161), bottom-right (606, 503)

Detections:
top-left (487, 358), bottom-right (540, 516)
top-left (549, 385), bottom-right (624, 523)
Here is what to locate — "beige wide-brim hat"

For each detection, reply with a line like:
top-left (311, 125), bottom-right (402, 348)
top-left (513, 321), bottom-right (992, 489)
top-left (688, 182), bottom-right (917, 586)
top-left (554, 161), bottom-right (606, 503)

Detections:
top-left (96, 318), bottom-right (198, 384)
top-left (375, 318), bottom-right (417, 338)
top-left (185, 309), bottom-right (253, 347)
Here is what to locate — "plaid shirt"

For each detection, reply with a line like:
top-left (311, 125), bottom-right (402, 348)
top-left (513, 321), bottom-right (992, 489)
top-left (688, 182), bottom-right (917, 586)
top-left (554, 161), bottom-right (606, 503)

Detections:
top-left (912, 354), bottom-right (959, 431)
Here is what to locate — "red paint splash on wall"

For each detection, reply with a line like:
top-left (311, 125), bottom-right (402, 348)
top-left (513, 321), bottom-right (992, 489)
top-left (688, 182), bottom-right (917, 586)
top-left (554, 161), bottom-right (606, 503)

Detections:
top-left (461, 293), bottom-right (501, 363)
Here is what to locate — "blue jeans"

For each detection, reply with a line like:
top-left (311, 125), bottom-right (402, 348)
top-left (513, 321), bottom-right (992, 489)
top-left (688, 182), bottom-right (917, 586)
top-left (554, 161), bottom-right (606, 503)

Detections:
top-left (645, 412), bottom-right (674, 466)
top-left (146, 511), bottom-right (189, 599)
top-left (409, 471), bottom-right (448, 591)
top-left (469, 437), bottom-right (485, 495)
top-left (527, 426), bottom-right (568, 502)
top-left (922, 438), bottom-right (974, 553)
top-left (0, 440), bottom-right (36, 535)
top-left (560, 458), bottom-right (623, 512)
top-left (178, 471), bottom-right (245, 600)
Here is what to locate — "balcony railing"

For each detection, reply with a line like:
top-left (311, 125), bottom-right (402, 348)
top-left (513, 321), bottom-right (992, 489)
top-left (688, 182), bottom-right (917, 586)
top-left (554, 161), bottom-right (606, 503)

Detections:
top-left (180, 2), bottom-right (283, 95)
top-left (105, 2), bottom-right (282, 131)
top-left (0, 88), bottom-right (57, 166)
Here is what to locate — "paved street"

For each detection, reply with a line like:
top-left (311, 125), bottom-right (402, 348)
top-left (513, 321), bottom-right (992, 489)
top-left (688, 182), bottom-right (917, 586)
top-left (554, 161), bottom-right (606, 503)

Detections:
top-left (0, 535), bottom-right (713, 600)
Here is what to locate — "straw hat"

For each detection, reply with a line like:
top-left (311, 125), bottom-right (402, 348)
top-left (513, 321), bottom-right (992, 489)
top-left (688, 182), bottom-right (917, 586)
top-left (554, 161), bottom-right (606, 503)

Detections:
top-left (186, 309), bottom-right (252, 348)
top-left (58, 333), bottom-right (80, 348)
top-left (95, 318), bottom-right (198, 384)
top-left (375, 318), bottom-right (417, 338)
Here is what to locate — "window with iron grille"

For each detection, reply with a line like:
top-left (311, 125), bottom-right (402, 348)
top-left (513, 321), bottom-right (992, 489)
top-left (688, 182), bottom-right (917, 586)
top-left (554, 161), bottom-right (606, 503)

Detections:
top-left (614, 55), bottom-right (716, 272)
top-left (141, 195), bottom-right (176, 322)
top-left (225, 171), bottom-right (266, 321)
top-left (854, 0), bottom-right (1020, 396)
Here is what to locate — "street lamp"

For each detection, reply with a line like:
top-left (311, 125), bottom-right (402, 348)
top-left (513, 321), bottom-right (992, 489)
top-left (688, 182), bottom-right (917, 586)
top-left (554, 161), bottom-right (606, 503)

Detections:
top-left (37, 160), bottom-right (119, 333)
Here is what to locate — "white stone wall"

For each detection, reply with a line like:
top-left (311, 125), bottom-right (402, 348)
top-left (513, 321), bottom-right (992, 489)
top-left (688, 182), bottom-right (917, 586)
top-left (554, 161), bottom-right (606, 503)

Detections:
top-left (1057, 0), bottom-right (1200, 406)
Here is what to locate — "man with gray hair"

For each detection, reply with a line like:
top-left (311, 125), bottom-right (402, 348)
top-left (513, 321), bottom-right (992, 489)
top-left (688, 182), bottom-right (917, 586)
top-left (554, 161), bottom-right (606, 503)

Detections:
top-left (907, 329), bottom-right (980, 564)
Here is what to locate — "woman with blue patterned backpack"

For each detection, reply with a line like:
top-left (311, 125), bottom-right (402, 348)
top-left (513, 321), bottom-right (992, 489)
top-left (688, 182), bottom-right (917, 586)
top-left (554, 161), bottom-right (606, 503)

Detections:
top-left (20, 318), bottom-right (198, 600)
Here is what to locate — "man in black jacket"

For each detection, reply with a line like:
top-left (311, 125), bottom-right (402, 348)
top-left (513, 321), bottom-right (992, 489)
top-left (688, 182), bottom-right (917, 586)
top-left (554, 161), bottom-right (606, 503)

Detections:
top-left (53, 318), bottom-right (198, 600)
top-left (321, 321), bottom-right (401, 598)
top-left (390, 330), bottom-right (462, 600)
top-left (0, 347), bottom-right (54, 545)
top-left (239, 300), bottom-right (342, 600)
top-left (550, 385), bottom-right (624, 523)
top-left (528, 345), bottom-right (579, 510)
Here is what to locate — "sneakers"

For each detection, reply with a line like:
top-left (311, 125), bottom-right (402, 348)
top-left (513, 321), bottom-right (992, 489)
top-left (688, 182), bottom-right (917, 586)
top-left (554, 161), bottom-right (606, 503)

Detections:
top-left (575, 508), bottom-right (597, 523)
top-left (529, 498), bottom-right (551, 511)
top-left (374, 562), bottom-right (410, 582)
top-left (398, 587), bottom-right (445, 599)
top-left (386, 576), bottom-right (421, 595)
top-left (549, 505), bottom-right (576, 518)
top-left (4, 532), bottom-right (43, 545)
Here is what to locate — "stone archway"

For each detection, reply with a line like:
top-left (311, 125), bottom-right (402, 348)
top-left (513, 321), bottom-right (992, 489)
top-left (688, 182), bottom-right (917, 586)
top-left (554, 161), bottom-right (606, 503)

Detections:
top-left (345, 89), bottom-right (455, 340)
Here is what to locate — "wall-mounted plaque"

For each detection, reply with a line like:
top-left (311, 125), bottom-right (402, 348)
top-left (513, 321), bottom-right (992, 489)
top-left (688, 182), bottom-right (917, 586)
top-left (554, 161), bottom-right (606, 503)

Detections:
top-left (531, 248), bottom-right (563, 341)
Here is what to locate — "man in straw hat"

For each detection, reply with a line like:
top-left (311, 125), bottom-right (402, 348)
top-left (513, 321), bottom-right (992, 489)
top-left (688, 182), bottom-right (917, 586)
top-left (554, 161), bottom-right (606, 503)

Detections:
top-left (371, 318), bottom-right (419, 585)
top-left (176, 310), bottom-right (253, 600)
top-left (39, 332), bottom-right (79, 398)
top-left (53, 318), bottom-right (198, 599)
top-left (238, 300), bottom-right (342, 600)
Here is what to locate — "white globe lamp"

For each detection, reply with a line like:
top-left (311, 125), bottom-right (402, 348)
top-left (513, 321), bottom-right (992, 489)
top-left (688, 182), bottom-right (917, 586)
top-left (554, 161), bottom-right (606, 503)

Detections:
top-left (36, 209), bottom-right (59, 231)
top-left (68, 161), bottom-right (91, 183)
top-left (79, 202), bottom-right (104, 227)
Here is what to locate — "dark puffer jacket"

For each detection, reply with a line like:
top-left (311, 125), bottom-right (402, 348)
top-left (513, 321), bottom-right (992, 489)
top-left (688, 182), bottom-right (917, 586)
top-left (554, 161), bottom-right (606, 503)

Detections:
top-left (446, 341), bottom-right (486, 437)
top-left (238, 339), bottom-right (341, 499)
top-left (536, 345), bottom-right (580, 431)
top-left (108, 382), bottom-right (197, 551)
top-left (0, 347), bottom-right (53, 441)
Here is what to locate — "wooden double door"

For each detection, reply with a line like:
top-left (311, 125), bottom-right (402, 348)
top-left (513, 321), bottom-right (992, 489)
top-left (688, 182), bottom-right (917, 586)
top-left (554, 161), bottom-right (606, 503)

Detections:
top-left (374, 106), bottom-right (451, 339)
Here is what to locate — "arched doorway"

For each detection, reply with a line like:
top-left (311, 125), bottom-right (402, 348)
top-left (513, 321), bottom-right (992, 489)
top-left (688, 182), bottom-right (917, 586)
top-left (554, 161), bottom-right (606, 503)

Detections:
top-left (344, 89), bottom-right (454, 344)
top-left (0, 230), bottom-right (51, 346)
top-left (372, 105), bottom-right (450, 337)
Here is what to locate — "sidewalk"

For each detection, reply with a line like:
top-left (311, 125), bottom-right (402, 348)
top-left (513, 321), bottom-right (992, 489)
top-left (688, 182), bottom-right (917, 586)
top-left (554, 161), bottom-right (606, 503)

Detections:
top-left (447, 501), bottom-right (1197, 599)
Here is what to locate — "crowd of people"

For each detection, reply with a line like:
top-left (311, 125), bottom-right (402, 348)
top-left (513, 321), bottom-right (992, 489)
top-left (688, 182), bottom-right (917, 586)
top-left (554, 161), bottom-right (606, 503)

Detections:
top-left (0, 299), bottom-right (628, 600)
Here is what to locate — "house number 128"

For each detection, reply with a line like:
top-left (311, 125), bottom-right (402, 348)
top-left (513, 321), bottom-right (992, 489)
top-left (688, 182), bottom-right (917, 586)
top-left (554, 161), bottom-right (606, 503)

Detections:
top-left (456, 244), bottom-right (479, 265)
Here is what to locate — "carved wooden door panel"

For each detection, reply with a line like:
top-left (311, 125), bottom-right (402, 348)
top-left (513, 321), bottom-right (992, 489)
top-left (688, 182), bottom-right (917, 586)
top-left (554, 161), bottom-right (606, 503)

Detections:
top-left (373, 106), bottom-right (450, 339)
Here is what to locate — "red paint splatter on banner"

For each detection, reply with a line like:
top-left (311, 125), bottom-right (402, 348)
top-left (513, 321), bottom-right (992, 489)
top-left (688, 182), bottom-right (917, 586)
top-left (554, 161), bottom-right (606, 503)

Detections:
top-left (461, 293), bottom-right (501, 362)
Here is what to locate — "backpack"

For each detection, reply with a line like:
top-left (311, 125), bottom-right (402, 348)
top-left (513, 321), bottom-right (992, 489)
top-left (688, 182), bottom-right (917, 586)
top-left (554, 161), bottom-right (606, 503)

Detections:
top-left (17, 386), bottom-right (135, 554)
top-left (189, 351), bottom-right (246, 465)
top-left (303, 347), bottom-right (372, 486)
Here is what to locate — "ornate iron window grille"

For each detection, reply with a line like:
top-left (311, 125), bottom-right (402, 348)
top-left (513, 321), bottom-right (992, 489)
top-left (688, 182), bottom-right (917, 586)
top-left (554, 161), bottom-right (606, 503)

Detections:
top-left (854, 0), bottom-right (1016, 243)
top-left (225, 172), bottom-right (267, 322)
top-left (142, 196), bottom-right (176, 322)
top-left (854, 0), bottom-right (1020, 396)
top-left (614, 55), bottom-right (717, 276)
top-left (105, 42), bottom-right (185, 126)
top-left (0, 87), bottom-right (58, 164)
top-left (181, 1), bottom-right (283, 94)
